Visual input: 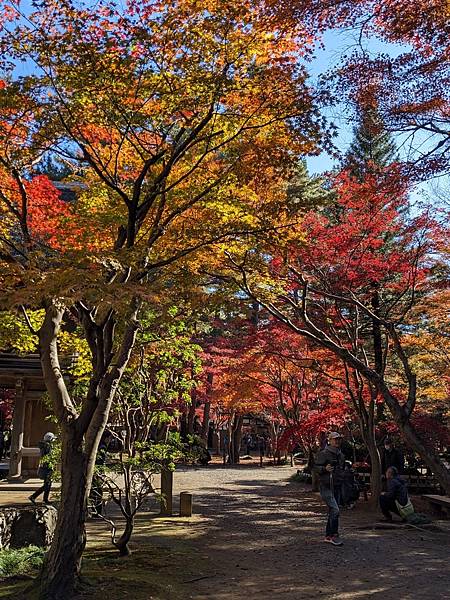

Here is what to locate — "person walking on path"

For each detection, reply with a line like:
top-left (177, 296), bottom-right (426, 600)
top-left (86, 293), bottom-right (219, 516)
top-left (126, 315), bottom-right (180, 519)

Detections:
top-left (315, 431), bottom-right (345, 546)
top-left (29, 432), bottom-right (56, 504)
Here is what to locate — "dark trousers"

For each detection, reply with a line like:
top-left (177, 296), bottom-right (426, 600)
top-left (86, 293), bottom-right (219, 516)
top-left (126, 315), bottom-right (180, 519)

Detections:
top-left (320, 485), bottom-right (340, 537)
top-left (334, 484), bottom-right (343, 507)
top-left (380, 495), bottom-right (400, 520)
top-left (30, 475), bottom-right (52, 503)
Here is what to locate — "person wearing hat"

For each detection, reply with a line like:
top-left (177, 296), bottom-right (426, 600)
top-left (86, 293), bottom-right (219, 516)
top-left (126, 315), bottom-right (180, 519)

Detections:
top-left (29, 432), bottom-right (56, 505)
top-left (314, 431), bottom-right (345, 545)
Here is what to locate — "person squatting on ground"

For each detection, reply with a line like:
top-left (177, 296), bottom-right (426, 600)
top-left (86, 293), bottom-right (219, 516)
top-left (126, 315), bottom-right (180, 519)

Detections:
top-left (315, 432), bottom-right (345, 546)
top-left (29, 432), bottom-right (56, 504)
top-left (379, 466), bottom-right (409, 522)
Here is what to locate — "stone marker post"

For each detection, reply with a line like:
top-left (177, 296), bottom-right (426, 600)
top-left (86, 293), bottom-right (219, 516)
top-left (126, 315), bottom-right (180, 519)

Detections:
top-left (180, 492), bottom-right (193, 517)
top-left (160, 469), bottom-right (173, 516)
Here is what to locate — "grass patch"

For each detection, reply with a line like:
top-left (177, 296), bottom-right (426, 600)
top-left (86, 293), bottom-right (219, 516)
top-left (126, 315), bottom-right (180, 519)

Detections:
top-left (0, 543), bottom-right (204, 599)
top-left (75, 544), bottom-right (203, 599)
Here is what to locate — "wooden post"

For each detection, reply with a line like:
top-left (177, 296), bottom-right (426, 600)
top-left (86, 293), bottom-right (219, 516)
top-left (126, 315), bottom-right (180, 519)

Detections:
top-left (9, 379), bottom-right (26, 479)
top-left (180, 492), bottom-right (193, 517)
top-left (160, 469), bottom-right (173, 516)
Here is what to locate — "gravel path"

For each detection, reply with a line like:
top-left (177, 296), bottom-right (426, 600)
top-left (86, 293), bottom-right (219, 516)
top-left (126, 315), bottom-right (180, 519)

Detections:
top-left (164, 464), bottom-right (450, 600)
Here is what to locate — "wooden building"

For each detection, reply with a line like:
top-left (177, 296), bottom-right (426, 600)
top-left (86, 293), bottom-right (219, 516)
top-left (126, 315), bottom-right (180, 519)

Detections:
top-left (0, 354), bottom-right (57, 478)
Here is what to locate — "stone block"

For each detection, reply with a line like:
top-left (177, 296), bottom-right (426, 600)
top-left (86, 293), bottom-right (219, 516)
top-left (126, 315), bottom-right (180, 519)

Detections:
top-left (0, 505), bottom-right (57, 549)
top-left (180, 492), bottom-right (192, 517)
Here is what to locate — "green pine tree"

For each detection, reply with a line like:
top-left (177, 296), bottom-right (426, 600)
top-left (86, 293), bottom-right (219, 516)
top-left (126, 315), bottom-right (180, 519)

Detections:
top-left (345, 108), bottom-right (397, 180)
top-left (286, 160), bottom-right (333, 215)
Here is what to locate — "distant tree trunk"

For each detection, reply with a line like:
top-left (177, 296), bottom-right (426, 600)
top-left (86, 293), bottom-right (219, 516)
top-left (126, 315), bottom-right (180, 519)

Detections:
top-left (372, 289), bottom-right (385, 422)
top-left (275, 448), bottom-right (281, 465)
top-left (201, 401), bottom-right (211, 444)
top-left (187, 401), bottom-right (196, 435)
top-left (180, 413), bottom-right (188, 441)
top-left (231, 415), bottom-right (244, 464)
top-left (358, 394), bottom-right (382, 509)
top-left (366, 437), bottom-right (382, 508)
top-left (156, 422), bottom-right (169, 442)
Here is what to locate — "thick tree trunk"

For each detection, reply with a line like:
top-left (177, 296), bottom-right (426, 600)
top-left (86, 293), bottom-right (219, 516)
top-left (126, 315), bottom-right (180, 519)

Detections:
top-left (180, 412), bottom-right (187, 440)
top-left (38, 430), bottom-right (90, 599)
top-left (156, 422), bottom-right (169, 442)
top-left (353, 391), bottom-right (382, 510)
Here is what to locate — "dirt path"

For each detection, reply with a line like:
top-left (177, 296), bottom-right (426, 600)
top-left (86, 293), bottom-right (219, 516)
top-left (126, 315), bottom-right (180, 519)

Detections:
top-left (143, 464), bottom-right (450, 600)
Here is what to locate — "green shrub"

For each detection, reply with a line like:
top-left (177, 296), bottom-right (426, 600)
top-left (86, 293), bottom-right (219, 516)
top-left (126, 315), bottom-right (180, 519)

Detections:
top-left (0, 546), bottom-right (45, 578)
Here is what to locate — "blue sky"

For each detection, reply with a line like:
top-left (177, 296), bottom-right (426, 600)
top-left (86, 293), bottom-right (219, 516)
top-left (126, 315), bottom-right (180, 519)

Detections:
top-left (303, 29), bottom-right (446, 205)
top-left (305, 28), bottom-right (407, 175)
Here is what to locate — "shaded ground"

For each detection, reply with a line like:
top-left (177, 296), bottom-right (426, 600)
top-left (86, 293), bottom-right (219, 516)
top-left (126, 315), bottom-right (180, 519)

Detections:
top-left (1, 464), bottom-right (450, 599)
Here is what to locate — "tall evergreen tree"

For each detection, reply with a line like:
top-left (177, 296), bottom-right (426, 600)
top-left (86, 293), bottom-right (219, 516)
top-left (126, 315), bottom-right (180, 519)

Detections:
top-left (345, 108), bottom-right (397, 180)
top-left (345, 107), bottom-right (399, 424)
top-left (286, 160), bottom-right (333, 215)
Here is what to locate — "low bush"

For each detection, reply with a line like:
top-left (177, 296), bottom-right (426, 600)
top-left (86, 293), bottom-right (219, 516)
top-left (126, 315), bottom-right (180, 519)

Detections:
top-left (0, 546), bottom-right (45, 578)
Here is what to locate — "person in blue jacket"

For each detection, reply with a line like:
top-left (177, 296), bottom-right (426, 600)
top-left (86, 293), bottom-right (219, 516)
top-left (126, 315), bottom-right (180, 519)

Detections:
top-left (379, 466), bottom-right (408, 521)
